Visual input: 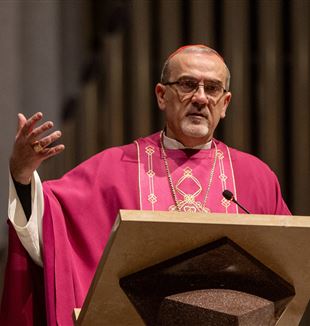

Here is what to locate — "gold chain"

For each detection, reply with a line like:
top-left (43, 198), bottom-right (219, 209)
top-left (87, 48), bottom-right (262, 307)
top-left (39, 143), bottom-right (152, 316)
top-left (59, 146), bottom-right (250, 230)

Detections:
top-left (160, 131), bottom-right (218, 212)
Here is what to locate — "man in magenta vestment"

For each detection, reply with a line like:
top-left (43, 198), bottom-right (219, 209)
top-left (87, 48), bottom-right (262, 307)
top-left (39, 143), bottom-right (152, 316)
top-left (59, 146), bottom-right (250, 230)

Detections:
top-left (0, 45), bottom-right (290, 325)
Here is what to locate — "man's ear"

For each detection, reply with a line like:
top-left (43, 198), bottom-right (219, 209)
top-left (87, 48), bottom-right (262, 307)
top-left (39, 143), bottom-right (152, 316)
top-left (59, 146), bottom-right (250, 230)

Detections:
top-left (155, 83), bottom-right (167, 111)
top-left (220, 92), bottom-right (232, 119)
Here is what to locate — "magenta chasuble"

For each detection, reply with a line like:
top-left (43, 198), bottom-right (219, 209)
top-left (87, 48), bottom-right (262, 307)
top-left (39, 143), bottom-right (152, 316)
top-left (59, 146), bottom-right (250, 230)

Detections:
top-left (136, 135), bottom-right (239, 213)
top-left (0, 132), bottom-right (290, 325)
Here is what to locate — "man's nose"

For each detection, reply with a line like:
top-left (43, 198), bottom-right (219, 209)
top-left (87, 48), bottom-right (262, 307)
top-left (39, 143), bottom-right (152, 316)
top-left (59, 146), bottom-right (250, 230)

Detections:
top-left (192, 85), bottom-right (210, 104)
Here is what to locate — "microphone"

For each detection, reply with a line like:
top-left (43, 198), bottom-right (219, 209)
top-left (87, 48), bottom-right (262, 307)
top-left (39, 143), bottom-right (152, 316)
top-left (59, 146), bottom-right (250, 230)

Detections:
top-left (222, 190), bottom-right (251, 214)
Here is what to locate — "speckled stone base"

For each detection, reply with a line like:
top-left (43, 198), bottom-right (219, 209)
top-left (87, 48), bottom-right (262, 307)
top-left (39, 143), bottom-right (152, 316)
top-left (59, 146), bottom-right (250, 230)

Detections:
top-left (120, 237), bottom-right (294, 325)
top-left (158, 289), bottom-right (274, 326)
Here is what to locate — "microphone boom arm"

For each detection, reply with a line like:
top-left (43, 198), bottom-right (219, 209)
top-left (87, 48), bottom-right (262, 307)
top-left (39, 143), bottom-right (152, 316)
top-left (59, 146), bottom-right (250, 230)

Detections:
top-left (222, 190), bottom-right (251, 214)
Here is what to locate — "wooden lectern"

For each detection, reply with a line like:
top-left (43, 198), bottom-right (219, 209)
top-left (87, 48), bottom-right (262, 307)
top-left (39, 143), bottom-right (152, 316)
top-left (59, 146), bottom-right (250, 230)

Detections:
top-left (73, 210), bottom-right (310, 325)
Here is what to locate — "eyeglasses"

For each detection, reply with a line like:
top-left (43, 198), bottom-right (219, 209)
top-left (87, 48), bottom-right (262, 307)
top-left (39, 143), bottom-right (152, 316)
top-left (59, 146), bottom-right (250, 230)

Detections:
top-left (163, 78), bottom-right (227, 99)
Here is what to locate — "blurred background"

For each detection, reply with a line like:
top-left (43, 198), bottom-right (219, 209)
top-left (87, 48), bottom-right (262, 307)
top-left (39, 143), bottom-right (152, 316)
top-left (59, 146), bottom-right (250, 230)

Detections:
top-left (0, 0), bottom-right (309, 315)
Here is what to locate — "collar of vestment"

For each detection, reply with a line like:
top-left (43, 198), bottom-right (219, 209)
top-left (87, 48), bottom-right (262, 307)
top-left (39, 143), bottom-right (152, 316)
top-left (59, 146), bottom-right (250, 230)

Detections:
top-left (163, 133), bottom-right (212, 150)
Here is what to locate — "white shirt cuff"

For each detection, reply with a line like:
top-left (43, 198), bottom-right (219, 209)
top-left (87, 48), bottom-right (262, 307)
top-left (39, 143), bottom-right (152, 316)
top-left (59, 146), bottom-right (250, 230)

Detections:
top-left (8, 171), bottom-right (44, 266)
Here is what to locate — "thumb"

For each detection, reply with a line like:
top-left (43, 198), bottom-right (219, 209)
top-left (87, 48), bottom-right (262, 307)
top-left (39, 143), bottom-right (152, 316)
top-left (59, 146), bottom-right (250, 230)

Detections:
top-left (17, 113), bottom-right (27, 132)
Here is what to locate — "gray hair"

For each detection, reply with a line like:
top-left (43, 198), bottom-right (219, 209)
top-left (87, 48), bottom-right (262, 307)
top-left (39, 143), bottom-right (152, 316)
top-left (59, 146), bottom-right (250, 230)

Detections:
top-left (160, 45), bottom-right (231, 91)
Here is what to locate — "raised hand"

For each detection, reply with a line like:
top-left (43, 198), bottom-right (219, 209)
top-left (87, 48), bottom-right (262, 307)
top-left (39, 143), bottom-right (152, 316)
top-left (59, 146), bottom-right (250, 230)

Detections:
top-left (10, 112), bottom-right (65, 184)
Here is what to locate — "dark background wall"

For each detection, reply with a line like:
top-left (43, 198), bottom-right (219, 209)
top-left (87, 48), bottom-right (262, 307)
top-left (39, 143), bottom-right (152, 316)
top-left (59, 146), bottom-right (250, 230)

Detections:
top-left (0, 0), bottom-right (309, 316)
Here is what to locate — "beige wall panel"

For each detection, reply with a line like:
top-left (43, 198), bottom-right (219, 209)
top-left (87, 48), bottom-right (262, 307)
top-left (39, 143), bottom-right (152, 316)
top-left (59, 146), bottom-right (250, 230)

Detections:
top-left (291, 0), bottom-right (310, 215)
top-left (222, 0), bottom-right (250, 152)
top-left (0, 0), bottom-right (21, 303)
top-left (0, 1), bottom-right (21, 245)
top-left (257, 0), bottom-right (284, 182)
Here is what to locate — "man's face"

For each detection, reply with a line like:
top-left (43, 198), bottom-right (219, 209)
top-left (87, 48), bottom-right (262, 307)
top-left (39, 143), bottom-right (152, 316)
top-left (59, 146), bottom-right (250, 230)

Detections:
top-left (155, 52), bottom-right (231, 147)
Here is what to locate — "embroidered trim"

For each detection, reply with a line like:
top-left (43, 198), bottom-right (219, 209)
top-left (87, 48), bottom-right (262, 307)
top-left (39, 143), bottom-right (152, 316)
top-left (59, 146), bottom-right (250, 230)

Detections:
top-left (134, 140), bottom-right (143, 210)
top-left (168, 167), bottom-right (210, 213)
top-left (217, 150), bottom-right (226, 188)
top-left (226, 144), bottom-right (239, 214)
top-left (145, 145), bottom-right (157, 210)
top-left (217, 149), bottom-right (231, 213)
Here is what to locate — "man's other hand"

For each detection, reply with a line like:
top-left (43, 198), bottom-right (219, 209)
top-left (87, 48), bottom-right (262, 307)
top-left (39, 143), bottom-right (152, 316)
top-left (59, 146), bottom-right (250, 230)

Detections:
top-left (10, 112), bottom-right (65, 184)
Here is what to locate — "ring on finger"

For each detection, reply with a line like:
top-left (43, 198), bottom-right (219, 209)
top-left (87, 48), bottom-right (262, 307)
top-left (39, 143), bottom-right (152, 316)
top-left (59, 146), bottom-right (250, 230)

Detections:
top-left (32, 141), bottom-right (44, 153)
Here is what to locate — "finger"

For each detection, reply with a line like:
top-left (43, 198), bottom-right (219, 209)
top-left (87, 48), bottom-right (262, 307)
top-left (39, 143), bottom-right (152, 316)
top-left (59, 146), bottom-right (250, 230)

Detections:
top-left (40, 144), bottom-right (65, 158)
top-left (22, 112), bottom-right (43, 135)
top-left (28, 121), bottom-right (54, 141)
top-left (34, 130), bottom-right (62, 149)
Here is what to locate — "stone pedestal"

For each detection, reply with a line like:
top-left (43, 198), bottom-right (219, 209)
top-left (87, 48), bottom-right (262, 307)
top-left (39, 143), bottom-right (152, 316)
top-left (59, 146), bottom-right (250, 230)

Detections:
top-left (120, 237), bottom-right (294, 325)
top-left (158, 289), bottom-right (274, 326)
